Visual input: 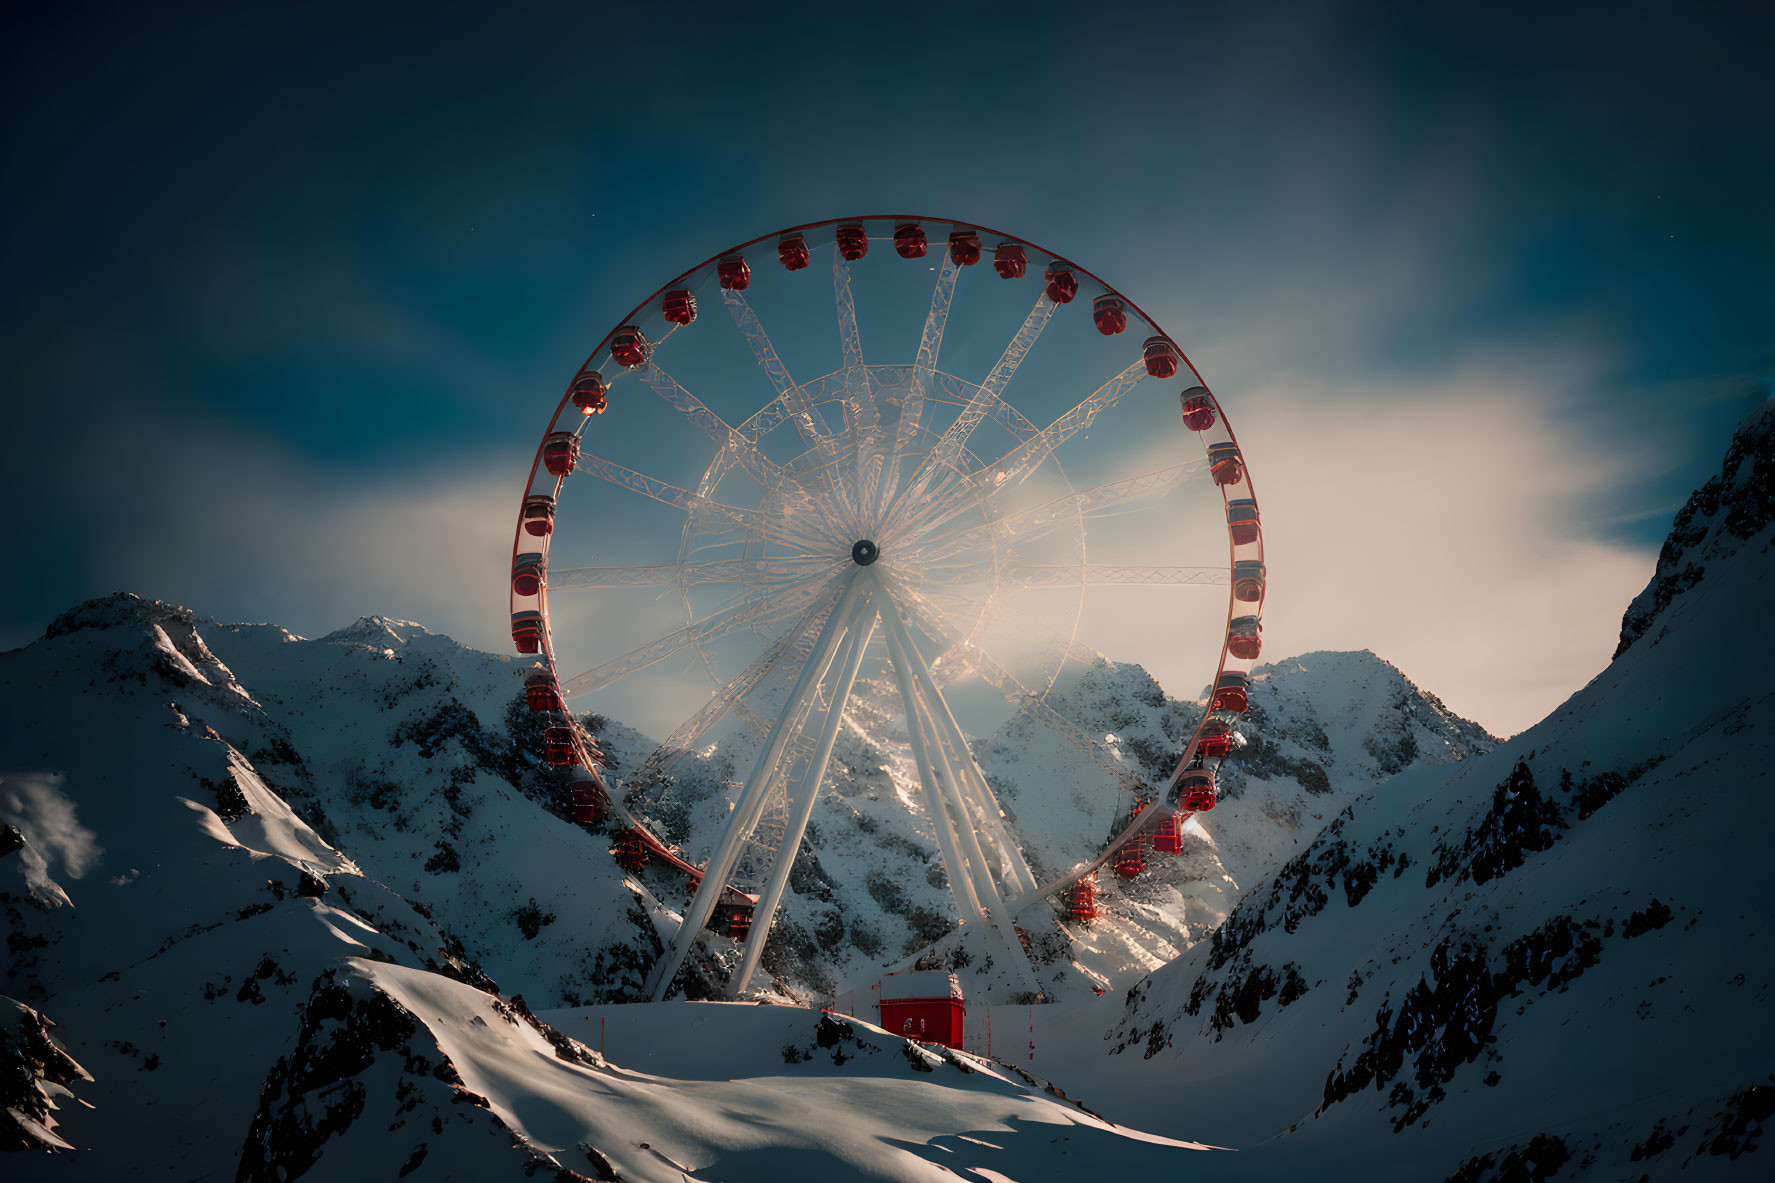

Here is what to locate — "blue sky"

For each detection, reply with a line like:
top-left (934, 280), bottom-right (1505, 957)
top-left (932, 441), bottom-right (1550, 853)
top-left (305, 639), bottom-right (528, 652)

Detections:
top-left (2, 1), bottom-right (1769, 735)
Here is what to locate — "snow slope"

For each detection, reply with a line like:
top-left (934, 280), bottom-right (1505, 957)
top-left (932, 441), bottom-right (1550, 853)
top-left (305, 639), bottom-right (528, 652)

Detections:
top-left (1025, 396), bottom-right (1775, 1179)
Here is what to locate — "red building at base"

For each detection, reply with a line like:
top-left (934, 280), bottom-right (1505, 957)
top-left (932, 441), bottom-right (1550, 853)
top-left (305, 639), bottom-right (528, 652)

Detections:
top-left (874, 970), bottom-right (965, 1048)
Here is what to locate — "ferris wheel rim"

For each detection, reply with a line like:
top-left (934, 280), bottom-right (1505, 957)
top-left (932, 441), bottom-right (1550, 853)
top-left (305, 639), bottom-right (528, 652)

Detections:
top-left (508, 214), bottom-right (1267, 993)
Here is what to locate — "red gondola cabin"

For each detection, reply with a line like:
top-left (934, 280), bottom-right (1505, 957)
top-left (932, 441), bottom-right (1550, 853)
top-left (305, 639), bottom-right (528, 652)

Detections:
top-left (1181, 770), bottom-right (1217, 813)
top-left (511, 552), bottom-right (545, 598)
top-left (1211, 670), bottom-right (1250, 714)
top-left (1113, 841), bottom-right (1146, 878)
top-left (570, 372), bottom-right (607, 415)
top-left (948, 229), bottom-right (981, 266)
top-left (710, 892), bottom-right (759, 941)
top-left (1093, 294), bottom-right (1126, 335)
top-left (662, 289), bottom-right (697, 326)
top-left (1143, 336), bottom-right (1180, 379)
top-left (894, 222), bottom-right (927, 258)
top-left (1233, 560), bottom-right (1266, 604)
top-left (777, 235), bottom-right (810, 271)
top-left (610, 326), bottom-right (649, 369)
top-left (993, 242), bottom-right (1027, 279)
top-left (1044, 261), bottom-right (1079, 304)
top-left (1228, 615), bottom-right (1262, 660)
top-left (836, 223), bottom-right (869, 261)
top-left (511, 610), bottom-right (544, 655)
top-left (1226, 499), bottom-right (1260, 546)
top-left (1180, 387), bottom-right (1217, 431)
top-left (718, 255), bottom-right (751, 289)
top-left (522, 494), bottom-right (555, 537)
top-left (1067, 874), bottom-right (1098, 922)
top-left (542, 431), bottom-right (580, 476)
top-left (1196, 730), bottom-right (1234, 759)
top-left (876, 970), bottom-right (964, 1049)
top-left (1151, 811), bottom-right (1184, 854)
top-left (1208, 441), bottom-right (1244, 486)
top-left (613, 828), bottom-right (649, 873)
top-left (544, 725), bottom-right (578, 766)
top-left (525, 673), bottom-right (563, 712)
top-left (568, 774), bottom-right (601, 825)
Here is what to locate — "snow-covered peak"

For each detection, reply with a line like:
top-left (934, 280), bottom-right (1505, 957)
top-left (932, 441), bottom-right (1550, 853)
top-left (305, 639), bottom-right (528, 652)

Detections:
top-left (40, 590), bottom-right (202, 641)
top-left (1246, 649), bottom-right (1495, 778)
top-left (1616, 390), bottom-right (1774, 658)
top-left (317, 614), bottom-right (437, 649)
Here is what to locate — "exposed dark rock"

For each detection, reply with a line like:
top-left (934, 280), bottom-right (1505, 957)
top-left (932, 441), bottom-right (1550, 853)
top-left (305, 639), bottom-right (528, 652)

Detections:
top-left (1, 999), bottom-right (91, 1151)
top-left (237, 974), bottom-right (420, 1182)
top-left (1617, 396), bottom-right (1773, 658)
top-left (1322, 919), bottom-right (1605, 1130)
top-left (787, 844), bottom-right (838, 903)
top-left (422, 841), bottom-right (461, 874)
top-left (1623, 899), bottom-right (1674, 938)
top-left (1426, 763), bottom-right (1564, 889)
top-left (1696, 1082), bottom-right (1775, 1160)
top-left (1443, 1133), bottom-right (1571, 1182)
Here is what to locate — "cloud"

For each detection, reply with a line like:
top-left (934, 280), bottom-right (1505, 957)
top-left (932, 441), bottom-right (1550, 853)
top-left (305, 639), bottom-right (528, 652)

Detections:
top-left (1, 771), bottom-right (102, 907)
top-left (1079, 341), bottom-right (1654, 738)
top-left (79, 415), bottom-right (520, 653)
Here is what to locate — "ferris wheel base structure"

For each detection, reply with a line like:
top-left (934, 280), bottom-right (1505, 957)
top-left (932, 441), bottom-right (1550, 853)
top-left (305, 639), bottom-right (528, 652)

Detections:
top-left (506, 216), bottom-right (1268, 1004)
top-left (645, 564), bottom-right (1046, 1002)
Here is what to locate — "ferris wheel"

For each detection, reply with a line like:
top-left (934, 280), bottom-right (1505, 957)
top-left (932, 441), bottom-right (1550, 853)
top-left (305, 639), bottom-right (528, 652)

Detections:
top-left (508, 217), bottom-right (1265, 1001)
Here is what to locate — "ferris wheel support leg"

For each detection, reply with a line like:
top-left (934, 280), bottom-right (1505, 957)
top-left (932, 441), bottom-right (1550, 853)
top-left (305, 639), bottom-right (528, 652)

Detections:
top-left (879, 595), bottom-right (1043, 1001)
top-left (878, 598), bottom-right (984, 924)
top-left (729, 595), bottom-right (880, 997)
top-left (896, 639), bottom-right (1040, 898)
top-left (918, 689), bottom-right (1016, 918)
top-left (646, 572), bottom-right (867, 1002)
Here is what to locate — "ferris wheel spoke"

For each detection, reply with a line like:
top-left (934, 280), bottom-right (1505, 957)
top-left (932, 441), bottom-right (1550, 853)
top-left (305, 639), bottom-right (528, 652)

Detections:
top-left (547, 556), bottom-right (840, 591)
top-left (981, 359), bottom-right (1151, 495)
top-left (573, 451), bottom-right (832, 551)
top-left (635, 589), bottom-right (840, 785)
top-left (724, 289), bottom-right (835, 446)
top-left (558, 577), bottom-right (838, 697)
top-left (924, 371), bottom-right (1041, 442)
top-left (1000, 564), bottom-right (1230, 588)
top-left (878, 257), bottom-right (962, 517)
top-left (833, 247), bottom-right (890, 521)
top-left (904, 459), bottom-right (1210, 561)
top-left (889, 362), bottom-right (1154, 551)
top-left (725, 288), bottom-right (868, 539)
top-left (833, 253), bottom-right (877, 431)
top-left (636, 362), bottom-right (811, 503)
top-left (887, 293), bottom-right (1056, 535)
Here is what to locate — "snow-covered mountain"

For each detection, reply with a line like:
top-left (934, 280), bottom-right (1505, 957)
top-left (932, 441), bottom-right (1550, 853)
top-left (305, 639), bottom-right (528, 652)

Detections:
top-left (1029, 397), bottom-right (1775, 1179)
top-left (0, 488), bottom-right (1513, 1172)
top-left (588, 634), bottom-right (1492, 1004)
top-left (0, 599), bottom-right (1213, 1179)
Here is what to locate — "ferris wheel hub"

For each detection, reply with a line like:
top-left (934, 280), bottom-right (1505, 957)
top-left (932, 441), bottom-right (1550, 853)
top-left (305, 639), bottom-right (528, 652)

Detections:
top-left (851, 539), bottom-right (880, 566)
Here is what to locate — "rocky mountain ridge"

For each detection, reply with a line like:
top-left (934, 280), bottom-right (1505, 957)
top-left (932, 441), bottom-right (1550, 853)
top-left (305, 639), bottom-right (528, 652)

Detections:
top-left (1031, 394), bottom-right (1775, 1180)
